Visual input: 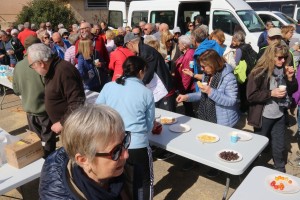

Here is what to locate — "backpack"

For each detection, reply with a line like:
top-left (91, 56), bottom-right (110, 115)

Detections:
top-left (239, 43), bottom-right (257, 75)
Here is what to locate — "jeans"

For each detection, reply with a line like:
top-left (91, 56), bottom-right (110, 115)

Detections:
top-left (254, 115), bottom-right (286, 172)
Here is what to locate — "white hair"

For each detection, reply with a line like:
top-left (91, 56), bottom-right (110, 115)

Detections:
top-left (24, 22), bottom-right (30, 28)
top-left (11, 29), bottom-right (19, 35)
top-left (58, 23), bottom-right (64, 29)
top-left (27, 43), bottom-right (53, 62)
top-left (178, 35), bottom-right (192, 47)
top-left (18, 24), bottom-right (24, 31)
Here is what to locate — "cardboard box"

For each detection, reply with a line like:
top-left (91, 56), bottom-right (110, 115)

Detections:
top-left (4, 131), bottom-right (44, 168)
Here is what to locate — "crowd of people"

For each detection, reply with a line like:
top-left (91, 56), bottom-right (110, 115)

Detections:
top-left (0, 17), bottom-right (300, 199)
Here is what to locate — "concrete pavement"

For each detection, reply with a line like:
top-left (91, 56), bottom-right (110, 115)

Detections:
top-left (1, 90), bottom-right (300, 200)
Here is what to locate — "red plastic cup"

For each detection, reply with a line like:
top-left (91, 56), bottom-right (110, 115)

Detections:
top-left (152, 121), bottom-right (162, 135)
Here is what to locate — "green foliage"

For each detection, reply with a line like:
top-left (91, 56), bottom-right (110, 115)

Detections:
top-left (15, 0), bottom-right (77, 29)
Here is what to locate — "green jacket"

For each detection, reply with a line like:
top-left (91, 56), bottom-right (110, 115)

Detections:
top-left (13, 55), bottom-right (46, 115)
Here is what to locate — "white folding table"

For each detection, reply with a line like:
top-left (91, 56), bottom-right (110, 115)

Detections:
top-left (0, 128), bottom-right (44, 195)
top-left (230, 166), bottom-right (300, 200)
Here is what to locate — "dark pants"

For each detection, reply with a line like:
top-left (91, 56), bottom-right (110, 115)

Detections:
top-left (238, 81), bottom-right (249, 113)
top-left (183, 101), bottom-right (195, 117)
top-left (124, 147), bottom-right (153, 200)
top-left (26, 114), bottom-right (56, 157)
top-left (155, 93), bottom-right (176, 112)
top-left (254, 115), bottom-right (286, 172)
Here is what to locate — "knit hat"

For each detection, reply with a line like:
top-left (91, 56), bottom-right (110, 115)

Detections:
top-left (24, 35), bottom-right (41, 49)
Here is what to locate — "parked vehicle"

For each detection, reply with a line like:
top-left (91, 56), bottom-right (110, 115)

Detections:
top-left (108, 0), bottom-right (265, 52)
top-left (256, 11), bottom-right (300, 33)
top-left (245, 0), bottom-right (300, 21)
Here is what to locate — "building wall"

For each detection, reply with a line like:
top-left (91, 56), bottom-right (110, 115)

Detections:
top-left (68, 0), bottom-right (109, 25)
top-left (0, 0), bottom-right (31, 29)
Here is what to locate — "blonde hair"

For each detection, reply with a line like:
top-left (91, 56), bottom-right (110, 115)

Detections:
top-left (281, 25), bottom-right (295, 39)
top-left (251, 43), bottom-right (289, 79)
top-left (144, 35), bottom-right (160, 50)
top-left (106, 29), bottom-right (115, 40)
top-left (61, 105), bottom-right (125, 163)
top-left (160, 31), bottom-right (173, 49)
top-left (78, 39), bottom-right (92, 60)
top-left (209, 29), bottom-right (225, 45)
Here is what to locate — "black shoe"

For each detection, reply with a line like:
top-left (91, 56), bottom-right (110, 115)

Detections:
top-left (182, 160), bottom-right (195, 171)
top-left (206, 168), bottom-right (220, 178)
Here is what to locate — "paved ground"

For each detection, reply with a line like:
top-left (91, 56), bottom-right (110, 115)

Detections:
top-left (1, 90), bottom-right (300, 200)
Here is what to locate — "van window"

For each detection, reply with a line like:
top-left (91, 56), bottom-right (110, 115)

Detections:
top-left (108, 11), bottom-right (123, 29)
top-left (282, 5), bottom-right (295, 18)
top-left (237, 10), bottom-right (265, 32)
top-left (131, 11), bottom-right (148, 27)
top-left (258, 14), bottom-right (284, 28)
top-left (213, 11), bottom-right (240, 36)
top-left (275, 12), bottom-right (297, 24)
top-left (150, 11), bottom-right (175, 29)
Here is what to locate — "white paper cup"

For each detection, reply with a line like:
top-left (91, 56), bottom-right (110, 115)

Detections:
top-left (189, 61), bottom-right (194, 69)
top-left (279, 85), bottom-right (286, 91)
top-left (202, 82), bottom-right (208, 86)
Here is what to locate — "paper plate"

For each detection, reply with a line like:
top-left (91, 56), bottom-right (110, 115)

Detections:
top-left (217, 149), bottom-right (243, 163)
top-left (160, 117), bottom-right (177, 125)
top-left (169, 124), bottom-right (191, 133)
top-left (265, 174), bottom-right (300, 194)
top-left (196, 133), bottom-right (219, 143)
top-left (231, 131), bottom-right (253, 141)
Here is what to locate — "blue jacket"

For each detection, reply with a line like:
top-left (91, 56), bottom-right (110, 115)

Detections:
top-left (77, 53), bottom-right (101, 92)
top-left (39, 148), bottom-right (79, 200)
top-left (193, 39), bottom-right (224, 91)
top-left (52, 39), bottom-right (71, 59)
top-left (96, 77), bottom-right (155, 149)
top-left (187, 64), bottom-right (240, 127)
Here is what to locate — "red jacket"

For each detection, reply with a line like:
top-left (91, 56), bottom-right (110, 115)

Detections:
top-left (18, 28), bottom-right (37, 46)
top-left (174, 48), bottom-right (195, 94)
top-left (109, 47), bottom-right (134, 81)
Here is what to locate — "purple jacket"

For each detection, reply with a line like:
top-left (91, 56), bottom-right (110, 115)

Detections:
top-left (292, 69), bottom-right (300, 105)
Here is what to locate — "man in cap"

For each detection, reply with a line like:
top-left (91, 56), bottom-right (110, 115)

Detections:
top-left (257, 20), bottom-right (274, 49)
top-left (13, 36), bottom-right (56, 157)
top-left (173, 27), bottom-right (181, 43)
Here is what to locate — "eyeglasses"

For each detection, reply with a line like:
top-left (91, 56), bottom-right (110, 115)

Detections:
top-left (44, 37), bottom-right (49, 39)
top-left (29, 61), bottom-right (40, 69)
top-left (95, 131), bottom-right (131, 161)
top-left (144, 29), bottom-right (148, 31)
top-left (46, 26), bottom-right (50, 27)
top-left (54, 40), bottom-right (61, 44)
top-left (277, 56), bottom-right (288, 61)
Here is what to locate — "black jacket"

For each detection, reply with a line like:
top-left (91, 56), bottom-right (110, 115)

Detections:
top-left (138, 42), bottom-right (174, 92)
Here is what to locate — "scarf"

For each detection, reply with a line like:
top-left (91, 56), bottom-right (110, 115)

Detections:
top-left (72, 164), bottom-right (124, 200)
top-left (198, 70), bottom-right (222, 123)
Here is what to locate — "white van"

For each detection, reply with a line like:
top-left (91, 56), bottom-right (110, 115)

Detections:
top-left (108, 0), bottom-right (265, 52)
top-left (245, 0), bottom-right (300, 21)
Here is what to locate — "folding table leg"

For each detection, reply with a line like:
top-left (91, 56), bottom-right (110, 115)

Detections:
top-left (222, 177), bottom-right (230, 200)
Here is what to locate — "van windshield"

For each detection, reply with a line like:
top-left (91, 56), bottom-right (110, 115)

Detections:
top-left (275, 12), bottom-right (297, 24)
top-left (108, 11), bottom-right (123, 29)
top-left (236, 10), bottom-right (265, 32)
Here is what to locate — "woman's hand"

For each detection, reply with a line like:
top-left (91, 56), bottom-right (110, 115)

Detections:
top-left (285, 66), bottom-right (295, 81)
top-left (182, 69), bottom-right (193, 77)
top-left (199, 85), bottom-right (212, 95)
top-left (176, 94), bottom-right (188, 103)
top-left (271, 88), bottom-right (286, 98)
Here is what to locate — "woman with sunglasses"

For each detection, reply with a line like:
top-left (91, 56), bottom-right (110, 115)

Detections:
top-left (247, 43), bottom-right (298, 173)
top-left (41, 32), bottom-right (53, 48)
top-left (39, 105), bottom-right (130, 199)
top-left (185, 22), bottom-right (194, 36)
top-left (96, 56), bottom-right (155, 200)
top-left (159, 31), bottom-right (181, 74)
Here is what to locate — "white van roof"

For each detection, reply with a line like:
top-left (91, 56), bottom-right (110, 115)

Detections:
top-left (129, 0), bottom-right (252, 11)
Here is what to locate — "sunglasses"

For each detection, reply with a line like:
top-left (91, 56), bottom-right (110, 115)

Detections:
top-left (44, 37), bottom-right (49, 39)
top-left (95, 131), bottom-right (131, 161)
top-left (277, 56), bottom-right (288, 61)
top-left (46, 26), bottom-right (50, 27)
top-left (189, 24), bottom-right (194, 27)
top-left (166, 39), bottom-right (173, 42)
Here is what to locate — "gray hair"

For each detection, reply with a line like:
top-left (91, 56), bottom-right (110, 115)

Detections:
top-left (18, 24), bottom-right (24, 31)
top-left (144, 35), bottom-right (157, 44)
top-left (31, 23), bottom-right (36, 30)
top-left (178, 35), bottom-right (192, 48)
top-left (61, 104), bottom-right (125, 162)
top-left (58, 23), bottom-right (64, 29)
top-left (233, 31), bottom-right (245, 43)
top-left (11, 29), bottom-right (19, 35)
top-left (27, 43), bottom-right (53, 62)
top-left (191, 26), bottom-right (208, 43)
top-left (24, 22), bottom-right (30, 28)
top-left (68, 33), bottom-right (79, 45)
top-left (0, 30), bottom-right (8, 36)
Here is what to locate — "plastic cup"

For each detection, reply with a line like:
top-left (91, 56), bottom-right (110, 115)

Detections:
top-left (166, 55), bottom-right (171, 61)
top-left (202, 82), bottom-right (208, 86)
top-left (189, 61), bottom-right (194, 69)
top-left (279, 85), bottom-right (286, 91)
top-left (231, 132), bottom-right (238, 143)
top-left (152, 121), bottom-right (162, 135)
